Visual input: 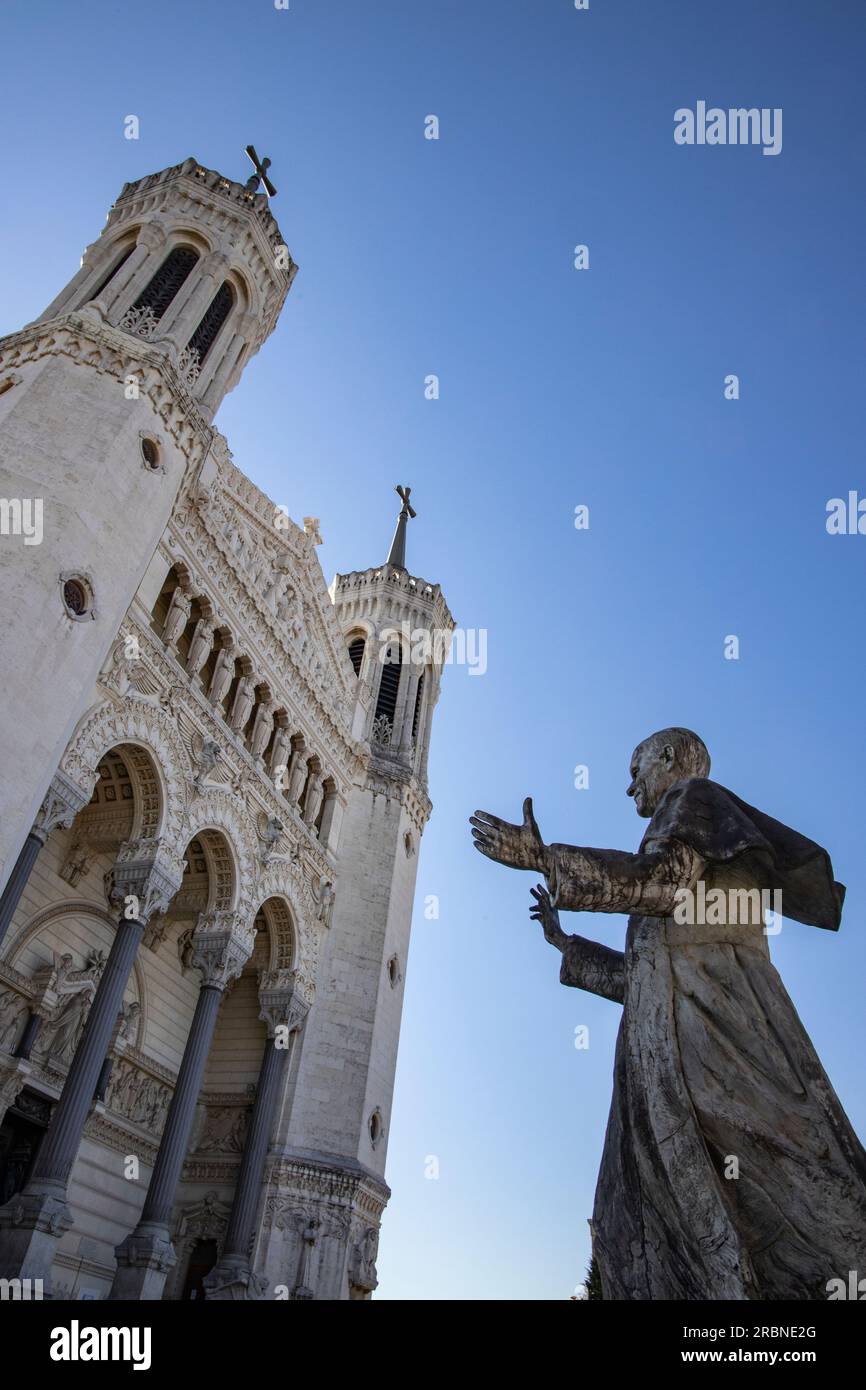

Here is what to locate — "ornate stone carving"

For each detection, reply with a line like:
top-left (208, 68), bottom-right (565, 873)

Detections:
top-left (311, 876), bottom-right (335, 927)
top-left (348, 1220), bottom-right (379, 1297)
top-left (256, 813), bottom-right (284, 866)
top-left (189, 910), bottom-right (255, 990)
top-left (118, 303), bottom-right (159, 339)
top-left (186, 616), bottom-right (214, 678)
top-left (176, 344), bottom-right (202, 388)
top-left (104, 836), bottom-right (185, 926)
top-left (190, 733), bottom-right (222, 793)
top-left (0, 989), bottom-right (29, 1054)
top-left (371, 714), bottom-right (393, 747)
top-left (105, 1057), bottom-right (171, 1132)
top-left (249, 701), bottom-right (274, 763)
top-left (208, 634), bottom-right (236, 708)
top-left (257, 969), bottom-right (309, 1036)
top-left (58, 841), bottom-right (93, 888)
top-left (32, 951), bottom-right (106, 1069)
top-left (163, 582), bottom-right (191, 650)
top-left (59, 698), bottom-right (191, 853)
top-left (32, 770), bottom-right (91, 842)
top-left (195, 1105), bottom-right (249, 1154)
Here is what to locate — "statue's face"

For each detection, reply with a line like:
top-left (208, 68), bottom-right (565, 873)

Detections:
top-left (626, 738), bottom-right (679, 817)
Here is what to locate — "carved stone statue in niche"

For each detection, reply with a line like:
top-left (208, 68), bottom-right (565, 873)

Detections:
top-left (312, 877), bottom-right (335, 927)
top-left (34, 950), bottom-right (106, 1068)
top-left (186, 616), bottom-right (215, 679)
top-left (229, 674), bottom-right (255, 734)
top-left (162, 582), bottom-right (191, 648)
top-left (269, 724), bottom-right (290, 782)
top-left (208, 637), bottom-right (236, 708)
top-left (283, 750), bottom-right (307, 811)
top-left (249, 701), bottom-right (274, 762)
top-left (348, 1223), bottom-right (379, 1298)
top-left (0, 990), bottom-right (28, 1053)
top-left (302, 775), bottom-right (324, 830)
top-left (471, 726), bottom-right (866, 1301)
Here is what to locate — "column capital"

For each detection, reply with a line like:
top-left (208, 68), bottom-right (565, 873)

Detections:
top-left (32, 770), bottom-right (91, 843)
top-left (136, 222), bottom-right (168, 253)
top-left (190, 910), bottom-right (255, 990)
top-left (258, 969), bottom-right (310, 1036)
top-left (104, 838), bottom-right (184, 926)
top-left (200, 250), bottom-right (231, 280)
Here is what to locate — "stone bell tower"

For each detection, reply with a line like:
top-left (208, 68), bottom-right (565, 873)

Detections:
top-left (0, 153), bottom-right (297, 892)
top-left (261, 488), bottom-right (454, 1299)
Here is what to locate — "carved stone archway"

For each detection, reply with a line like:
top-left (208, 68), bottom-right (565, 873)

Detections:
top-left (183, 790), bottom-right (258, 919)
top-left (59, 698), bottom-right (190, 852)
top-left (256, 866), bottom-right (321, 1005)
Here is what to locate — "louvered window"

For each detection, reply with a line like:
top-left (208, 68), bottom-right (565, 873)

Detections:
top-left (133, 246), bottom-right (199, 320)
top-left (188, 281), bottom-right (234, 364)
top-left (348, 637), bottom-right (366, 677)
top-left (375, 645), bottom-right (402, 723)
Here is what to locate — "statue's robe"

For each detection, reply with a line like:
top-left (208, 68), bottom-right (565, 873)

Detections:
top-left (552, 778), bottom-right (866, 1300)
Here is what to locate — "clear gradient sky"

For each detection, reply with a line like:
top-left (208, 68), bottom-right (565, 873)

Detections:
top-left (2, 0), bottom-right (864, 1300)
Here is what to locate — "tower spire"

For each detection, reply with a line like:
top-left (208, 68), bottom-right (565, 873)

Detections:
top-left (386, 485), bottom-right (416, 570)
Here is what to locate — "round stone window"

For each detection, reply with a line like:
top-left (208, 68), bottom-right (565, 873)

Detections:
top-left (61, 576), bottom-right (92, 620)
top-left (387, 954), bottom-right (400, 989)
top-left (369, 1109), bottom-right (383, 1148)
top-left (140, 436), bottom-right (160, 470)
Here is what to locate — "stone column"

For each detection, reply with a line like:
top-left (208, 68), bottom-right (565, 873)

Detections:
top-left (103, 224), bottom-right (168, 322)
top-left (204, 972), bottom-right (309, 1301)
top-left (398, 671), bottom-right (421, 753)
top-left (0, 841), bottom-right (181, 1288)
top-left (111, 910), bottom-right (254, 1301)
top-left (420, 672), bottom-right (440, 781)
top-left (0, 772), bottom-right (89, 943)
top-left (158, 252), bottom-right (229, 350)
top-left (201, 331), bottom-right (246, 413)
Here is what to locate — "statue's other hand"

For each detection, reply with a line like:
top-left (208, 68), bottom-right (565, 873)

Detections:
top-left (530, 883), bottom-right (568, 950)
top-left (470, 798), bottom-right (545, 871)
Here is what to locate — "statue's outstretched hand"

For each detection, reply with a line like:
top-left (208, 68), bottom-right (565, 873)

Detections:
top-left (530, 884), bottom-right (568, 951)
top-left (470, 798), bottom-right (546, 871)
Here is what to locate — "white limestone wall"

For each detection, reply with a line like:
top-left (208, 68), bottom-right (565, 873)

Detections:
top-left (0, 352), bottom-right (191, 888)
top-left (283, 782), bottom-right (420, 1177)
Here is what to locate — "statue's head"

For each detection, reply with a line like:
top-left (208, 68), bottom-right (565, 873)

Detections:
top-left (627, 727), bottom-right (710, 817)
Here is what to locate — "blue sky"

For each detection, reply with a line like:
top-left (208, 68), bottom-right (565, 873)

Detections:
top-left (2, 0), bottom-right (865, 1299)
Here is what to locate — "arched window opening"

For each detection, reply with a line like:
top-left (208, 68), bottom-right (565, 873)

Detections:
top-left (347, 635), bottom-right (366, 677)
top-left (133, 246), bottom-right (199, 321)
top-left (373, 644), bottom-right (402, 745)
top-left (187, 281), bottom-right (234, 365)
top-left (87, 244), bottom-right (135, 303)
top-left (411, 673), bottom-right (425, 741)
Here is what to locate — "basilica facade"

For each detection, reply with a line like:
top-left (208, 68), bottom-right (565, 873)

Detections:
top-left (0, 156), bottom-right (452, 1299)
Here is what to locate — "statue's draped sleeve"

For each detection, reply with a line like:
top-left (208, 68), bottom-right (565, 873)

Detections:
top-left (544, 777), bottom-right (845, 931)
top-left (545, 840), bottom-right (703, 917)
top-left (559, 935), bottom-right (626, 1004)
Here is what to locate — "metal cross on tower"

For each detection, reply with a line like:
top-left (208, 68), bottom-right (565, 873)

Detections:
top-left (386, 485), bottom-right (417, 570)
top-left (244, 144), bottom-right (277, 197)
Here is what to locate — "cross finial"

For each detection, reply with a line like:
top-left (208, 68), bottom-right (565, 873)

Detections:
top-left (396, 484), bottom-right (417, 520)
top-left (244, 144), bottom-right (277, 198)
top-left (386, 485), bottom-right (416, 570)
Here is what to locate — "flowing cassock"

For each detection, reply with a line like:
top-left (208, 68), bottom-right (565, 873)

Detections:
top-left (550, 778), bottom-right (866, 1300)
